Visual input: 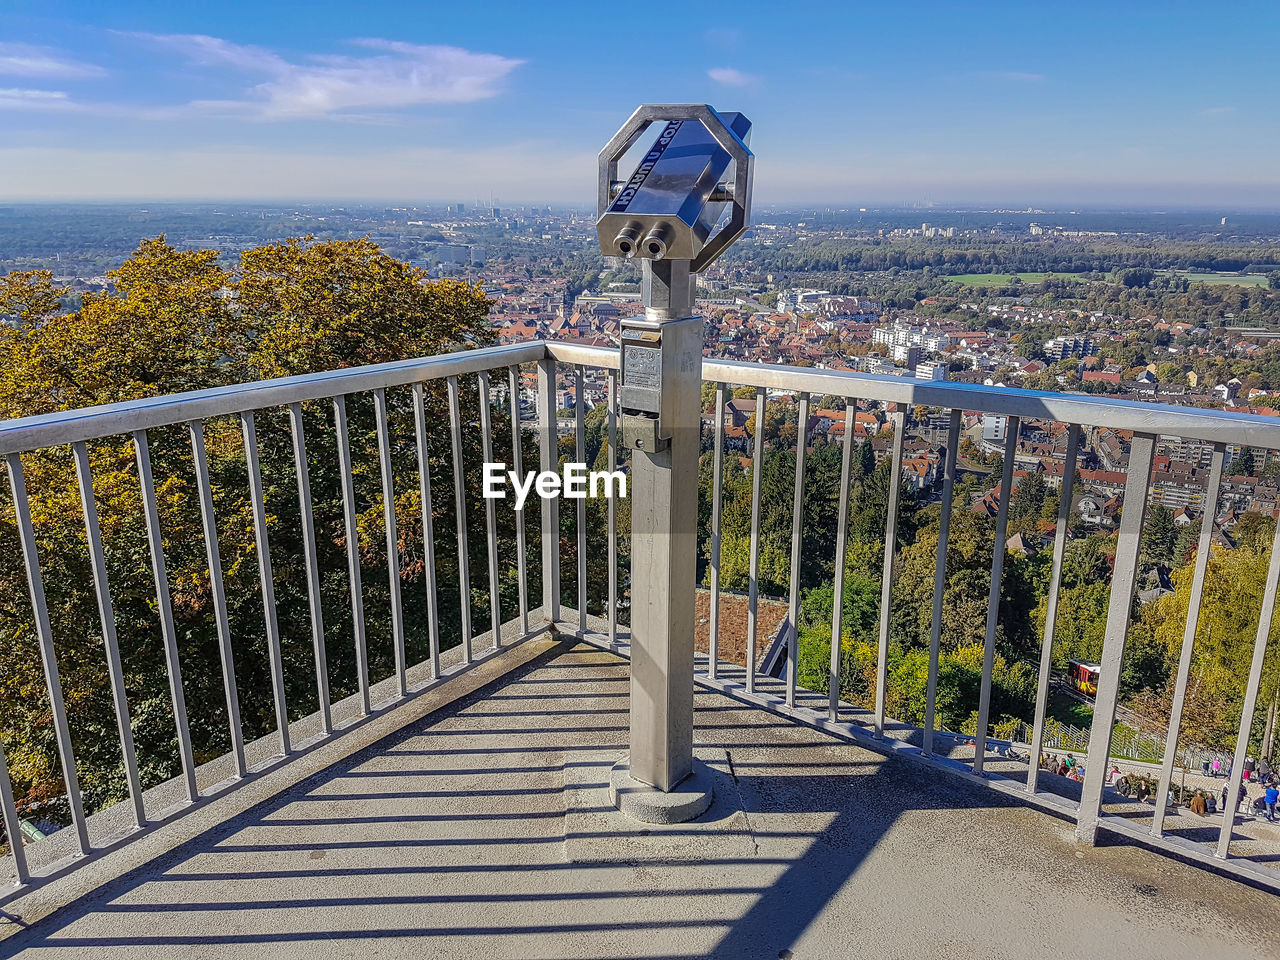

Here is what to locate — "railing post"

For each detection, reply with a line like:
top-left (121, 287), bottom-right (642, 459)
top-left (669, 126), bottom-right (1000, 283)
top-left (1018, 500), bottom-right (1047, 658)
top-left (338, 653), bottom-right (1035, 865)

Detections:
top-left (785, 392), bottom-right (810, 708)
top-left (1215, 502), bottom-right (1280, 858)
top-left (873, 407), bottom-right (907, 739)
top-left (1152, 441), bottom-right (1223, 832)
top-left (974, 417), bottom-right (1019, 773)
top-left (829, 403), bottom-right (857, 722)
top-left (606, 368), bottom-right (619, 648)
top-left (412, 383), bottom-right (443, 678)
top-left (1027, 423), bottom-right (1080, 793)
top-left (536, 357), bottom-right (561, 623)
top-left (708, 383), bottom-right (726, 678)
top-left (923, 409), bottom-right (961, 757)
top-left (6, 452), bottom-right (92, 854)
top-left (746, 386), bottom-right (766, 693)
top-left (447, 376), bottom-right (473, 664)
top-left (1076, 433), bottom-right (1155, 844)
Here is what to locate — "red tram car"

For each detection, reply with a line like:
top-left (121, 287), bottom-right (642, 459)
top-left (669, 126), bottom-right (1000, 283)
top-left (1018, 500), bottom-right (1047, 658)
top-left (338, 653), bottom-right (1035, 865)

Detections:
top-left (1067, 659), bottom-right (1101, 698)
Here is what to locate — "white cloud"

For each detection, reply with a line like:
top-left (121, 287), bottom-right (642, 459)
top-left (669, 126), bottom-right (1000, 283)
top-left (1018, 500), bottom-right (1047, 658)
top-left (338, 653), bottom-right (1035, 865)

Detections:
top-left (0, 88), bottom-right (79, 111)
top-left (0, 43), bottom-right (106, 78)
top-left (707, 67), bottom-right (756, 87)
top-left (130, 33), bottom-right (523, 119)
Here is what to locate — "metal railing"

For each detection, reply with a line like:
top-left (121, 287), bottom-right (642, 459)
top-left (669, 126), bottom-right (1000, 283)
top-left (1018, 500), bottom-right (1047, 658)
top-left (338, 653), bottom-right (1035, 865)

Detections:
top-left (548, 340), bottom-right (1280, 877)
top-left (2, 336), bottom-right (1279, 900)
top-left (0, 340), bottom-right (572, 897)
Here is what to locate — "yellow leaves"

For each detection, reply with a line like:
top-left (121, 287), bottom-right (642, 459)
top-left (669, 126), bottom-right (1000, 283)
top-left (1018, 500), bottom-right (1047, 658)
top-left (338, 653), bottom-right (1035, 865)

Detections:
top-left (0, 269), bottom-right (65, 324)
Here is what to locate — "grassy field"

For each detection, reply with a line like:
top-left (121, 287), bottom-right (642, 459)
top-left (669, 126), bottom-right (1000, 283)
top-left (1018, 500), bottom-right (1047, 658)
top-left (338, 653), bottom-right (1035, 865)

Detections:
top-left (1164, 271), bottom-right (1274, 288)
top-left (944, 272), bottom-right (1088, 285)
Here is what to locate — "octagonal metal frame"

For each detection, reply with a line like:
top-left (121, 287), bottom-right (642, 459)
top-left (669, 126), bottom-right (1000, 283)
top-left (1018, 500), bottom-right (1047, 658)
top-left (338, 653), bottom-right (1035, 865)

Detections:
top-left (596, 104), bottom-right (753, 273)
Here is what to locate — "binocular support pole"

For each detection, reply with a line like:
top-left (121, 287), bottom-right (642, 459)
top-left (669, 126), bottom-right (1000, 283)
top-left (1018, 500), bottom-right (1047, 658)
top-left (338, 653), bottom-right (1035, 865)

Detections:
top-left (609, 259), bottom-right (714, 822)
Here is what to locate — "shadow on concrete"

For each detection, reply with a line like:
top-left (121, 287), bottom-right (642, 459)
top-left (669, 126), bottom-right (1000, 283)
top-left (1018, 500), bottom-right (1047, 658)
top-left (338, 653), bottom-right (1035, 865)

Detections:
top-left (1, 642), bottom-right (1274, 959)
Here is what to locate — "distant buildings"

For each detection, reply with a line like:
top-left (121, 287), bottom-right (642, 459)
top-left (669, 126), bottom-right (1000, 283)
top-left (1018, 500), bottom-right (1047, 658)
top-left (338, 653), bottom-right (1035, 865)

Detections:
top-left (1043, 335), bottom-right (1097, 361)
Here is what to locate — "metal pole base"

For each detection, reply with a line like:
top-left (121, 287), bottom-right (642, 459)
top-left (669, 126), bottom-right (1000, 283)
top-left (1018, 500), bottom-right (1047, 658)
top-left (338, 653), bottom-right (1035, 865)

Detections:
top-left (610, 756), bottom-right (714, 824)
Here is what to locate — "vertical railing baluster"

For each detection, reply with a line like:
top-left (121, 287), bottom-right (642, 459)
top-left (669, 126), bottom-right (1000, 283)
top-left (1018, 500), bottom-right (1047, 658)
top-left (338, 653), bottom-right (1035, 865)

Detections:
top-left (873, 408), bottom-right (907, 738)
top-left (1152, 441), bottom-right (1223, 832)
top-left (536, 358), bottom-right (561, 622)
top-left (1077, 433), bottom-right (1155, 843)
top-left (479, 371), bottom-right (503, 651)
top-left (373, 389), bottom-right (407, 698)
top-left (746, 386), bottom-right (766, 693)
top-left (412, 383), bottom-right (442, 679)
top-left (785, 392), bottom-right (810, 708)
top-left (131, 433), bottom-right (200, 803)
top-left (973, 417), bottom-right (1020, 773)
top-left (508, 365), bottom-right (530, 637)
top-left (72, 441), bottom-right (145, 826)
top-left (607, 368), bottom-right (619, 648)
top-left (188, 422), bottom-right (247, 777)
top-left (287, 404), bottom-right (331, 735)
top-left (333, 395), bottom-right (370, 715)
top-left (575, 366), bottom-right (587, 633)
top-left (709, 383), bottom-right (726, 678)
top-left (448, 375), bottom-right (472, 663)
top-left (0, 742), bottom-right (28, 884)
top-left (1027, 424), bottom-right (1080, 792)
top-left (7, 452), bottom-right (93, 852)
top-left (923, 409), bottom-right (961, 757)
top-left (1215, 498), bottom-right (1280, 859)
top-left (830, 403), bottom-right (857, 721)
top-left (241, 412), bottom-right (291, 754)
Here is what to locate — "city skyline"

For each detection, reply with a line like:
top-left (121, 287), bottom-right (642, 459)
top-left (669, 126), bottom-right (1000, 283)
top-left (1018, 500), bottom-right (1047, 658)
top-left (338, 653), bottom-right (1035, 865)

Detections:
top-left (1, 1), bottom-right (1279, 207)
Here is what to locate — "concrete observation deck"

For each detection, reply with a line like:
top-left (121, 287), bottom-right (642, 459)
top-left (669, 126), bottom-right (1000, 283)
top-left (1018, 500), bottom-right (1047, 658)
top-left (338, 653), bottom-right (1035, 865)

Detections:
top-left (2, 639), bottom-right (1277, 959)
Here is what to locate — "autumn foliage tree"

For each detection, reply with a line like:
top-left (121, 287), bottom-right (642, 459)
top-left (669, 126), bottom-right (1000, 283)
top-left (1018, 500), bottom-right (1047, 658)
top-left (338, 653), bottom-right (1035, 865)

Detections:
top-left (0, 236), bottom-right (513, 823)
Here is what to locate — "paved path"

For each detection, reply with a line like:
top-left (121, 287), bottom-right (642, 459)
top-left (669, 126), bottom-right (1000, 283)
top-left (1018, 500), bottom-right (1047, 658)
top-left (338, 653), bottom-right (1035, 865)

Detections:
top-left (3, 641), bottom-right (1277, 959)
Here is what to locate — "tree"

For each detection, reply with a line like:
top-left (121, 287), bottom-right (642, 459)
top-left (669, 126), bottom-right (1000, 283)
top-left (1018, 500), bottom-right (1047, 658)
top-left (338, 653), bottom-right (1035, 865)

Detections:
top-left (1236, 446), bottom-right (1257, 477)
top-left (0, 270), bottom-right (64, 324)
top-left (1009, 471), bottom-right (1047, 533)
top-left (1141, 504), bottom-right (1177, 572)
top-left (0, 236), bottom-right (498, 817)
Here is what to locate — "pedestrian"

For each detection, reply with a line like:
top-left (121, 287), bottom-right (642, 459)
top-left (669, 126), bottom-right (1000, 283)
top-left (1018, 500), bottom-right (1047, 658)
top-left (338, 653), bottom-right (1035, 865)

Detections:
top-left (1108, 765), bottom-right (1121, 785)
top-left (1202, 758), bottom-right (1210, 776)
top-left (1057, 761), bottom-right (1067, 777)
top-left (1065, 753), bottom-right (1076, 771)
top-left (1212, 758), bottom-right (1221, 777)
top-left (1266, 783), bottom-right (1278, 822)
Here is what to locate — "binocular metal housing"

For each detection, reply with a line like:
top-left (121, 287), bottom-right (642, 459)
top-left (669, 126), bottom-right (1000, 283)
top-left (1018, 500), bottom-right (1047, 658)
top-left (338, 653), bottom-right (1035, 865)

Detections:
top-left (595, 105), bottom-right (753, 273)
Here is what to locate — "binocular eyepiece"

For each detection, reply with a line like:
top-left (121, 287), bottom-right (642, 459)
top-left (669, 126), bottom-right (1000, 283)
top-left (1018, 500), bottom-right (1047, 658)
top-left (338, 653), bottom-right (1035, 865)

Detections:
top-left (612, 221), bottom-right (672, 260)
top-left (596, 106), bottom-right (753, 272)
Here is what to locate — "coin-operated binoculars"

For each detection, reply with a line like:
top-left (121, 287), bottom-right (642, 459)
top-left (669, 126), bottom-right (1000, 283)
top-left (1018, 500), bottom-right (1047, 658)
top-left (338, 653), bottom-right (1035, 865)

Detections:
top-left (596, 105), bottom-right (752, 822)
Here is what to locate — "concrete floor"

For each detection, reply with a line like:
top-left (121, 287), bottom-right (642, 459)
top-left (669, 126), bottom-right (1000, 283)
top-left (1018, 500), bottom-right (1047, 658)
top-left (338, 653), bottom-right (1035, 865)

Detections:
top-left (3, 640), bottom-right (1278, 960)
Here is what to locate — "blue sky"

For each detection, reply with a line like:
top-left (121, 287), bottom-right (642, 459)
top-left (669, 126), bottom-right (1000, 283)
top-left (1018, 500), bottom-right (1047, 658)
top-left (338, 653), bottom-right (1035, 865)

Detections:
top-left (1, 0), bottom-right (1278, 207)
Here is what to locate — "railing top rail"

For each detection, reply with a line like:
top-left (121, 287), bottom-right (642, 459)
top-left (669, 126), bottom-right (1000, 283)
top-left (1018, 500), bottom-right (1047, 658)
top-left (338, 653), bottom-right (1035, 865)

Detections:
top-left (0, 341), bottom-right (545, 456)
top-left (702, 357), bottom-right (1280, 448)
top-left (547, 340), bottom-right (1280, 447)
top-left (6, 336), bottom-right (1280, 455)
